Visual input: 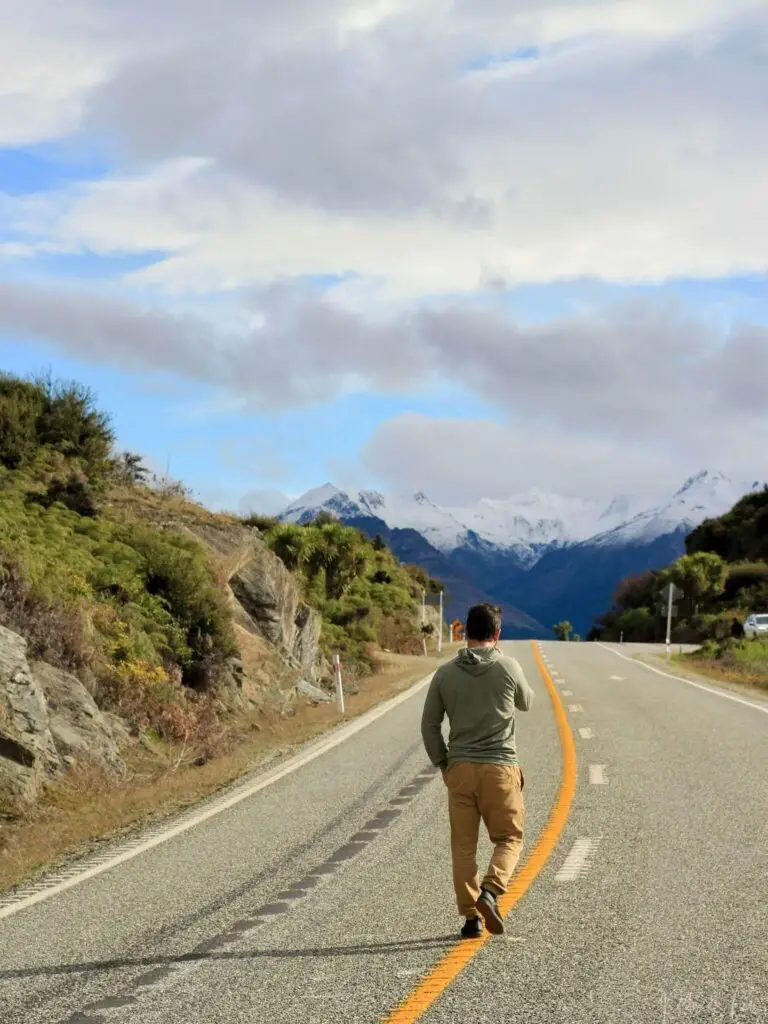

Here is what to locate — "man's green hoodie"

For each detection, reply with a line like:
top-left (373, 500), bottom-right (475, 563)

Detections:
top-left (421, 646), bottom-right (534, 770)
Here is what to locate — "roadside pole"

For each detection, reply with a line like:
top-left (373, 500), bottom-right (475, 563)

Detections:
top-left (332, 654), bottom-right (345, 714)
top-left (437, 589), bottom-right (443, 654)
top-left (661, 582), bottom-right (682, 661)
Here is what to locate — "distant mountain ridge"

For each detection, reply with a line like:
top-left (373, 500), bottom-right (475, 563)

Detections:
top-left (279, 471), bottom-right (766, 637)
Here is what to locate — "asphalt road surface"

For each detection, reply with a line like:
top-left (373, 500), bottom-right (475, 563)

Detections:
top-left (1, 642), bottom-right (766, 1023)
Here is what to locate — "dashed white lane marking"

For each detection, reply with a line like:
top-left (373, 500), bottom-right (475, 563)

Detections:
top-left (0, 668), bottom-right (439, 923)
top-left (556, 838), bottom-right (601, 881)
top-left (597, 643), bottom-right (768, 715)
top-left (561, 689), bottom-right (573, 696)
top-left (579, 727), bottom-right (595, 739)
top-left (609, 675), bottom-right (624, 681)
top-left (568, 704), bottom-right (584, 713)
top-left (589, 765), bottom-right (608, 785)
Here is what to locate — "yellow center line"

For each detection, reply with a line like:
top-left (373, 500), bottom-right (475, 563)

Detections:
top-left (381, 641), bottom-right (578, 1024)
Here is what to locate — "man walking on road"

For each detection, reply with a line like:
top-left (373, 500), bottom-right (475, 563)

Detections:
top-left (421, 603), bottom-right (534, 939)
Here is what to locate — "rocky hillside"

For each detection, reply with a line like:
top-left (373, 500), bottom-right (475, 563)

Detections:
top-left (0, 372), bottom-right (441, 815)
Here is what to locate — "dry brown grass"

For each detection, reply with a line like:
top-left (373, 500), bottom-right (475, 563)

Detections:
top-left (635, 650), bottom-right (768, 701)
top-left (678, 657), bottom-right (768, 695)
top-left (0, 649), bottom-right (449, 894)
top-left (104, 484), bottom-right (241, 531)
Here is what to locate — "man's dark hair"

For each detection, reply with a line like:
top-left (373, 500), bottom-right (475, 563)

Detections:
top-left (466, 603), bottom-right (502, 641)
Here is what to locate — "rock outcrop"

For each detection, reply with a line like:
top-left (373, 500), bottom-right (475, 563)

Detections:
top-left (174, 520), bottom-right (326, 684)
top-left (32, 661), bottom-right (126, 777)
top-left (230, 550), bottom-right (324, 683)
top-left (0, 627), bottom-right (60, 805)
top-left (297, 679), bottom-right (333, 705)
top-left (0, 519), bottom-right (330, 809)
top-left (0, 626), bottom-right (124, 808)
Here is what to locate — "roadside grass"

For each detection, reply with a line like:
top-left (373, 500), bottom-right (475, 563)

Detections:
top-left (676, 638), bottom-right (768, 694)
top-left (0, 650), bottom-right (449, 895)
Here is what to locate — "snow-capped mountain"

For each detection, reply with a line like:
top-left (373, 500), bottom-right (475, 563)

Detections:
top-left (277, 471), bottom-right (765, 637)
top-left (280, 471), bottom-right (763, 565)
top-left (282, 483), bottom-right (607, 564)
top-left (589, 471), bottom-right (765, 548)
top-left (281, 486), bottom-right (470, 552)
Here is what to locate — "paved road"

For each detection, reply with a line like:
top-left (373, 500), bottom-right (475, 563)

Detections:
top-left (1, 642), bottom-right (766, 1023)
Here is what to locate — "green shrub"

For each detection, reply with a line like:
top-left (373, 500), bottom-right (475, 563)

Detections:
top-left (614, 607), bottom-right (657, 642)
top-left (30, 470), bottom-right (100, 518)
top-left (241, 513), bottom-right (280, 532)
top-left (0, 471), bottom-right (235, 700)
top-left (263, 520), bottom-right (438, 671)
top-left (0, 373), bottom-right (114, 480)
top-left (36, 375), bottom-right (114, 476)
top-left (120, 524), bottom-right (236, 682)
top-left (0, 377), bottom-right (44, 470)
top-left (687, 488), bottom-right (768, 563)
top-left (0, 556), bottom-right (93, 672)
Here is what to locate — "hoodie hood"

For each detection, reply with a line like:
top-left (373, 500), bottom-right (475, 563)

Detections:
top-left (455, 646), bottom-right (502, 676)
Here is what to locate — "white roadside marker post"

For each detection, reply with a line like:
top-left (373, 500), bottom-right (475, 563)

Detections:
top-left (332, 654), bottom-right (345, 714)
top-left (437, 589), bottom-right (444, 654)
top-left (665, 583), bottom-right (673, 659)
top-left (661, 582), bottom-right (682, 661)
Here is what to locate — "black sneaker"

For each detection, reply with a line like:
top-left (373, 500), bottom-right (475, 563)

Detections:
top-left (460, 916), bottom-right (483, 940)
top-left (475, 887), bottom-right (504, 935)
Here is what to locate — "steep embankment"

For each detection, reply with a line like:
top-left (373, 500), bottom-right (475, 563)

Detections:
top-left (0, 372), bottom-right (444, 887)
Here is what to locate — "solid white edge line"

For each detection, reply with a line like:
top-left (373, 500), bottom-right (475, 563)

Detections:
top-left (596, 644), bottom-right (768, 715)
top-left (0, 670), bottom-right (437, 922)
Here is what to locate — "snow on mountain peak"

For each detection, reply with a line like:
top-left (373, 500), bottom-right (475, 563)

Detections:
top-left (592, 471), bottom-right (761, 548)
top-left (279, 471), bottom-right (763, 562)
top-left (281, 483), bottom-right (358, 523)
top-left (674, 468), bottom-right (728, 497)
top-left (358, 490), bottom-right (386, 514)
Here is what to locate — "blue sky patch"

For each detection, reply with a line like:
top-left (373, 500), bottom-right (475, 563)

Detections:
top-left (0, 336), bottom-right (496, 508)
top-left (0, 143), bottom-right (109, 196)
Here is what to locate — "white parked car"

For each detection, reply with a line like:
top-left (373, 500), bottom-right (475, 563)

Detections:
top-left (743, 613), bottom-right (768, 639)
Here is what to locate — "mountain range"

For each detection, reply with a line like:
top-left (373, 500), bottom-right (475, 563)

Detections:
top-left (278, 471), bottom-right (766, 638)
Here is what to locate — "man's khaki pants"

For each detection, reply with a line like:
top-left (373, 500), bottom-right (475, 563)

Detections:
top-left (443, 762), bottom-right (525, 918)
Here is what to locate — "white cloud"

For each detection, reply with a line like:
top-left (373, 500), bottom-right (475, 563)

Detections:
top-left (2, 1), bottom-right (768, 504)
top-left (1, 2), bottom-right (767, 298)
top-left (0, 5), bottom-right (114, 146)
top-left (1, 277), bottom-right (766, 499)
top-left (360, 412), bottom-right (766, 505)
top-left (236, 489), bottom-right (291, 517)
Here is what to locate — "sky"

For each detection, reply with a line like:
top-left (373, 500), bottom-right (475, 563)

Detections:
top-left (1, 0), bottom-right (767, 513)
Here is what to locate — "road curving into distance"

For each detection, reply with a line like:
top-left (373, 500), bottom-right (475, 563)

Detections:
top-left (0, 641), bottom-right (766, 1023)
